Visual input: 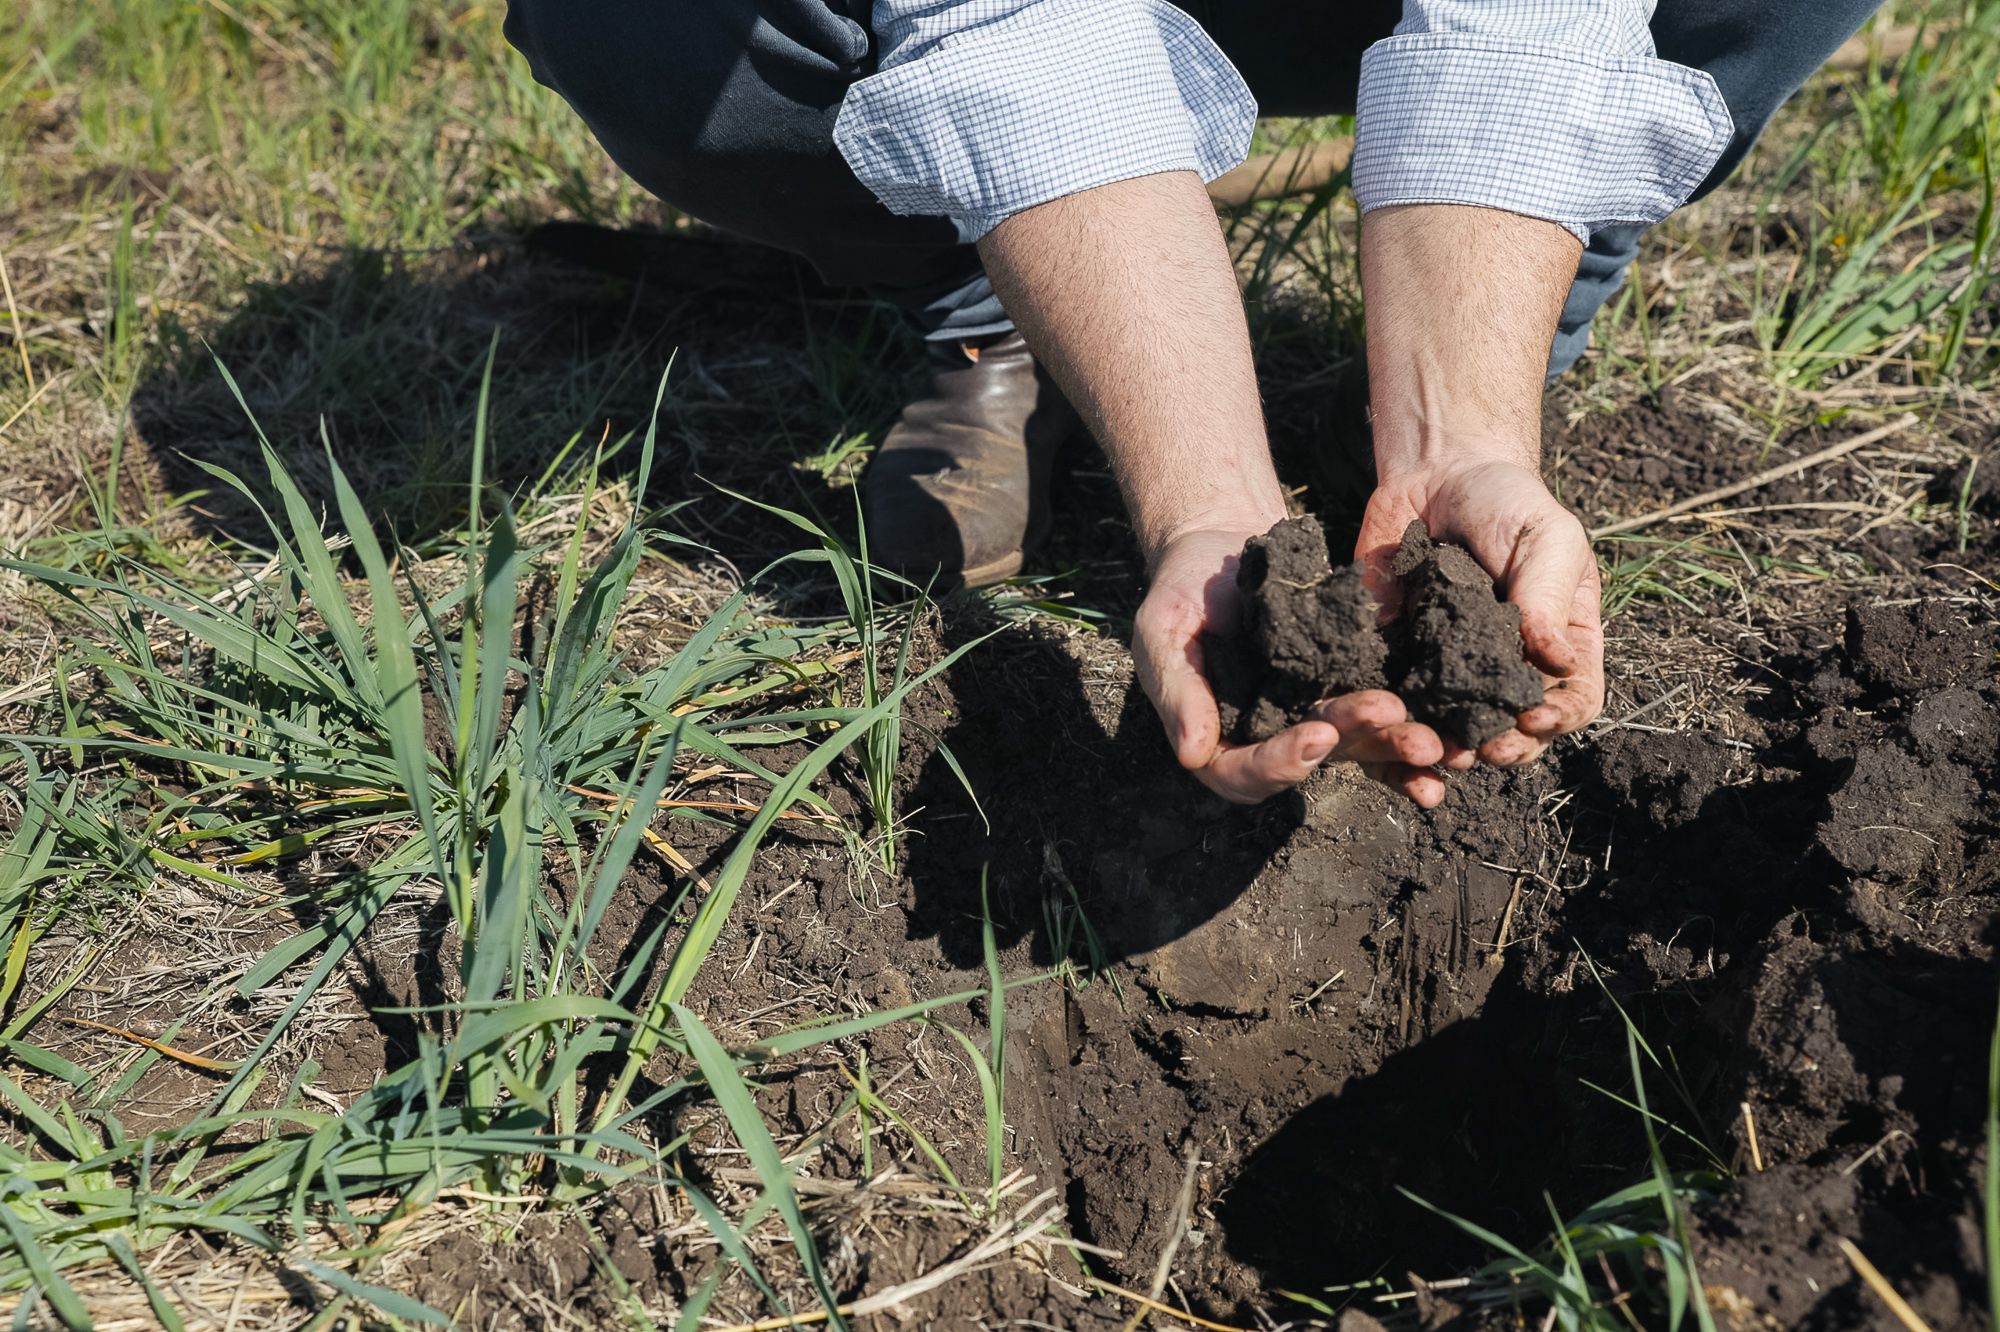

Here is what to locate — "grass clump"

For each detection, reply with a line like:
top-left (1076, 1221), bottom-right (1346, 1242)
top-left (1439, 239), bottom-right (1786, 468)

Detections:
top-left (0, 353), bottom-right (1005, 1324)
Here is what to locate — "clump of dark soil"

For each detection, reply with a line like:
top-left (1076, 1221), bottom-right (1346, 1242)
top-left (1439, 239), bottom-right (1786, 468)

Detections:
top-left (1206, 516), bottom-right (1540, 747)
top-left (1205, 516), bottom-right (1386, 740)
top-left (1385, 520), bottom-right (1546, 746)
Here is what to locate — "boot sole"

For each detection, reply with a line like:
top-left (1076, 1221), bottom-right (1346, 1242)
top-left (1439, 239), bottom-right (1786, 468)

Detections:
top-left (960, 549), bottom-right (1025, 588)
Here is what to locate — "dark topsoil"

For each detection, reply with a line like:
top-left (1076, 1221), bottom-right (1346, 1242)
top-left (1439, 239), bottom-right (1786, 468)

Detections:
top-left (96, 238), bottom-right (1999, 1329)
top-left (374, 389), bottom-right (2000, 1331)
top-left (1206, 516), bottom-right (1544, 748)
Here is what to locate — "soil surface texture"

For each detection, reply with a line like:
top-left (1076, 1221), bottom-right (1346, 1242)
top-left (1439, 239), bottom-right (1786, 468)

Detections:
top-left (1207, 516), bottom-right (1542, 747)
top-left (1206, 515), bottom-right (1387, 741)
top-left (35, 236), bottom-right (2000, 1331)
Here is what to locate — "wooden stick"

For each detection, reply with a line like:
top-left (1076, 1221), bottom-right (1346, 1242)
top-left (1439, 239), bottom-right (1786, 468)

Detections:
top-left (1207, 139), bottom-right (1354, 208)
top-left (1740, 1100), bottom-right (1764, 1172)
top-left (1837, 1238), bottom-right (1936, 1332)
top-left (1588, 414), bottom-right (1917, 541)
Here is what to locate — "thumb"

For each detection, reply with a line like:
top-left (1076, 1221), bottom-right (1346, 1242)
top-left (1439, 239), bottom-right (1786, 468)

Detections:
top-left (1134, 610), bottom-right (1222, 770)
top-left (1156, 644), bottom-right (1222, 769)
top-left (1504, 517), bottom-right (1591, 677)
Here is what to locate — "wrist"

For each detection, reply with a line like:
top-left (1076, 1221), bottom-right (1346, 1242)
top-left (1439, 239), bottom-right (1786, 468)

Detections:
top-left (1139, 492), bottom-right (1288, 571)
top-left (1359, 204), bottom-right (1574, 485)
top-left (1369, 418), bottom-right (1541, 483)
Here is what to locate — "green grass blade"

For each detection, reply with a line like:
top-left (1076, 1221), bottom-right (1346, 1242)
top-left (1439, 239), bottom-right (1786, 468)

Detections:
top-left (680, 1180), bottom-right (789, 1314)
top-left (674, 1004), bottom-right (850, 1332)
top-left (939, 1026), bottom-right (1003, 1212)
top-left (1627, 1028), bottom-right (1716, 1332)
top-left (105, 1232), bottom-right (185, 1332)
top-left (751, 972), bottom-right (1053, 1061)
top-left (325, 452), bottom-right (449, 889)
top-left (576, 729), bottom-right (680, 957)
top-left (982, 870), bottom-right (1006, 1204)
top-left (0, 1201), bottom-right (92, 1330)
top-left (297, 1259), bottom-right (452, 1326)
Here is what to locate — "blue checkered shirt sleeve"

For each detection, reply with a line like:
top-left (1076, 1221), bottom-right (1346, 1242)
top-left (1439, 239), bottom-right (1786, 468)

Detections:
top-left (833, 0), bottom-right (1258, 243)
top-left (1354, 0), bottom-right (1735, 245)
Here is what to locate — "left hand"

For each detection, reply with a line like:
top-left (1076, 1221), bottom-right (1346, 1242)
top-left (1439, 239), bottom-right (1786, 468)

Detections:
top-left (1354, 454), bottom-right (1605, 801)
top-left (1134, 525), bottom-right (1450, 806)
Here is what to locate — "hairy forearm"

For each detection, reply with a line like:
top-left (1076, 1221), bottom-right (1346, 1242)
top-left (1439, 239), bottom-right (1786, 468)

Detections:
top-left (1361, 204), bottom-right (1581, 476)
top-left (976, 171), bottom-right (1286, 565)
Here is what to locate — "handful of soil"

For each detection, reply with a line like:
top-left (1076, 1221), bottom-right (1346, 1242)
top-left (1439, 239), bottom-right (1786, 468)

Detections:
top-left (1204, 516), bottom-right (1543, 749)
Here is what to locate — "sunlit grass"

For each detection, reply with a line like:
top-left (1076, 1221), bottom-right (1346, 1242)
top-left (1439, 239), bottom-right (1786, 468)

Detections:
top-left (0, 353), bottom-right (1019, 1323)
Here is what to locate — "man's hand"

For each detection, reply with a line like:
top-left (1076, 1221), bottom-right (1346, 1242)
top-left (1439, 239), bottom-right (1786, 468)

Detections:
top-left (981, 183), bottom-right (1601, 807)
top-left (978, 174), bottom-right (1457, 808)
top-left (1356, 202), bottom-right (1609, 786)
top-left (1134, 525), bottom-right (1448, 806)
top-left (1357, 456), bottom-right (1605, 783)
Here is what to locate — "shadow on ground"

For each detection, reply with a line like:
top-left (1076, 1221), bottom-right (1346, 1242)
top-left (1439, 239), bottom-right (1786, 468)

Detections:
top-left (131, 225), bottom-right (906, 564)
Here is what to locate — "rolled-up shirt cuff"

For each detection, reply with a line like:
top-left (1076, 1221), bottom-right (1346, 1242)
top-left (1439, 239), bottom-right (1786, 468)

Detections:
top-left (834, 0), bottom-right (1256, 242)
top-left (1352, 35), bottom-right (1734, 245)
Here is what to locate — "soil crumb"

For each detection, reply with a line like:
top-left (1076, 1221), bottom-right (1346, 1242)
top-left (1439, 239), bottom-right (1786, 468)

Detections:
top-left (1206, 516), bottom-right (1539, 747)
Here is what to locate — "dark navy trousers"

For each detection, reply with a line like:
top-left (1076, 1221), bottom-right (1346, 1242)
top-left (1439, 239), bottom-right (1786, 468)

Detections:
top-left (503, 0), bottom-right (1882, 372)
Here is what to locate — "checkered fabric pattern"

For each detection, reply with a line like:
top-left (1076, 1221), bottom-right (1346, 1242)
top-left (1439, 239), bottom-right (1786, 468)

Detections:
top-left (1355, 0), bottom-right (1735, 244)
top-left (833, 0), bottom-right (1256, 242)
top-left (834, 0), bottom-right (1734, 247)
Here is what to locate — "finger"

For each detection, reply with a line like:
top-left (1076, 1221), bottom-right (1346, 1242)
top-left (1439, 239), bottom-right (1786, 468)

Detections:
top-left (1332, 720), bottom-right (1445, 768)
top-left (1517, 572), bottom-right (1605, 738)
top-left (1439, 738), bottom-right (1479, 771)
top-left (1136, 618), bottom-right (1222, 771)
top-left (1519, 675), bottom-right (1601, 738)
top-left (1196, 720), bottom-right (1341, 805)
top-left (1311, 689), bottom-right (1408, 733)
top-left (1355, 496), bottom-right (1420, 618)
top-left (1476, 728), bottom-right (1548, 768)
top-left (1311, 693), bottom-right (1443, 766)
top-left (1360, 761), bottom-right (1447, 809)
top-left (1504, 515), bottom-right (1593, 678)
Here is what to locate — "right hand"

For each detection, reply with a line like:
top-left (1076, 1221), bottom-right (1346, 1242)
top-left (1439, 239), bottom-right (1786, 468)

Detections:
top-left (1133, 525), bottom-right (1450, 806)
top-left (1355, 454), bottom-right (1605, 791)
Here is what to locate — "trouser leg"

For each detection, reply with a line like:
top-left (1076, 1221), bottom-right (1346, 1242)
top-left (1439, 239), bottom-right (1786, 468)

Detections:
top-left (1190, 0), bottom-right (1886, 378)
top-left (1548, 225), bottom-right (1647, 380)
top-left (1543, 0), bottom-right (1889, 375)
top-left (501, 0), bottom-right (1008, 340)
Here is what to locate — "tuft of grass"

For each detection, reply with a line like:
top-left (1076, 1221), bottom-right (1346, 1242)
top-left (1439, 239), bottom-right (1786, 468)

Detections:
top-left (1761, 4), bottom-right (2000, 392)
top-left (0, 349), bottom-right (1012, 1321)
top-left (720, 486), bottom-right (988, 876)
top-left (1597, 534), bottom-right (1831, 618)
top-left (1393, 960), bottom-right (1726, 1332)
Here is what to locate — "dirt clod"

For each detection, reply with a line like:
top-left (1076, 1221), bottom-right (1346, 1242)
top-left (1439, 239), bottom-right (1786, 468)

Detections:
top-left (1207, 517), bottom-right (1387, 740)
top-left (1385, 519), bottom-right (1546, 746)
top-left (1207, 516), bottom-right (1540, 747)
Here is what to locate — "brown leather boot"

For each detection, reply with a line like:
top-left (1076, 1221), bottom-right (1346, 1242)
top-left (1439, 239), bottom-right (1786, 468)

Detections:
top-left (861, 332), bottom-right (1081, 588)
